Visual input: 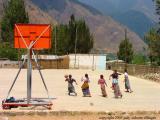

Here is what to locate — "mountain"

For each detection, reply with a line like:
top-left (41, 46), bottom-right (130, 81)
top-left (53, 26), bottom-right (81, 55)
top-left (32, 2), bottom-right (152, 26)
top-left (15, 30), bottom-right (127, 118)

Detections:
top-left (0, 0), bottom-right (146, 53)
top-left (0, 0), bottom-right (57, 24)
top-left (78, 0), bottom-right (156, 38)
top-left (25, 0), bottom-right (57, 24)
top-left (30, 0), bottom-right (146, 52)
top-left (115, 10), bottom-right (154, 38)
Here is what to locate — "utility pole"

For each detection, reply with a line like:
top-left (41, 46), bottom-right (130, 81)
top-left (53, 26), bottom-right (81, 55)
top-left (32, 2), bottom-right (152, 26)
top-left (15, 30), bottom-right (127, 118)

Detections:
top-left (125, 28), bottom-right (127, 69)
top-left (55, 26), bottom-right (57, 55)
top-left (55, 26), bottom-right (58, 69)
top-left (92, 49), bottom-right (95, 71)
top-left (74, 27), bottom-right (77, 69)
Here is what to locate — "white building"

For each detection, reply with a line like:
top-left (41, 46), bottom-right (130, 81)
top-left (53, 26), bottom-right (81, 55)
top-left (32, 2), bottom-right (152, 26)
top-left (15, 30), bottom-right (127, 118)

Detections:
top-left (69, 54), bottom-right (106, 70)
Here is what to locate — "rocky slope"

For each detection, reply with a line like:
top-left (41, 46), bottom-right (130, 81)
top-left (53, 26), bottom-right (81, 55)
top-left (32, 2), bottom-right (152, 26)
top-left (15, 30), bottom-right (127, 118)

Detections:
top-left (0, 0), bottom-right (147, 53)
top-left (31, 0), bottom-right (147, 53)
top-left (78, 0), bottom-right (156, 38)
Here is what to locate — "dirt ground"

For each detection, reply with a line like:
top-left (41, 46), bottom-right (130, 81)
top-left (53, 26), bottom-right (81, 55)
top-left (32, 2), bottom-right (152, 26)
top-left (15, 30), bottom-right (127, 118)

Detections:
top-left (0, 69), bottom-right (160, 112)
top-left (0, 111), bottom-right (160, 120)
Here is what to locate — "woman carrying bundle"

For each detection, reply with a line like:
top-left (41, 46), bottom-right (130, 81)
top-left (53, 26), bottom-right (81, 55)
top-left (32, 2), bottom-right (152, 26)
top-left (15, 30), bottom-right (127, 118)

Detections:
top-left (81, 74), bottom-right (91, 97)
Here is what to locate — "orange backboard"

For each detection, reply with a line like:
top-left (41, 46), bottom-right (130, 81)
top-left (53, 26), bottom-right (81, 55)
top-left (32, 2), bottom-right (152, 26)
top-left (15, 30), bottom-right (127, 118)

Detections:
top-left (14, 24), bottom-right (51, 49)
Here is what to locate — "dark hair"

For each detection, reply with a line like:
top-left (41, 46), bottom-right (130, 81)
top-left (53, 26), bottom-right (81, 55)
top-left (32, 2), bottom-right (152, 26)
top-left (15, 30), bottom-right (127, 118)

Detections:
top-left (114, 70), bottom-right (117, 73)
top-left (69, 74), bottom-right (72, 78)
top-left (85, 74), bottom-right (88, 78)
top-left (124, 69), bottom-right (127, 72)
top-left (100, 75), bottom-right (103, 79)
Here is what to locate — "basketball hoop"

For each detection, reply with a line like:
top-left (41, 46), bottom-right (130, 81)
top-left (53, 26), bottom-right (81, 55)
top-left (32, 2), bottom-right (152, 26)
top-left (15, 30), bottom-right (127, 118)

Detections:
top-left (2, 24), bottom-right (53, 110)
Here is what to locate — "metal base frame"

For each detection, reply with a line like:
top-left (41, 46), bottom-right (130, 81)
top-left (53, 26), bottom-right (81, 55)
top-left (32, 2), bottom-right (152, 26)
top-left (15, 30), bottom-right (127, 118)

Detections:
top-left (2, 48), bottom-right (52, 110)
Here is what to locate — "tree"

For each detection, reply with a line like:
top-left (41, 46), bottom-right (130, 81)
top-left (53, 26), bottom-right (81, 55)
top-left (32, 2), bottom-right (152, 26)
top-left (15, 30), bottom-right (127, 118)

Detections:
top-left (132, 53), bottom-right (148, 65)
top-left (76, 19), bottom-right (93, 53)
top-left (0, 0), bottom-right (29, 60)
top-left (117, 38), bottom-right (134, 63)
top-left (145, 29), bottom-right (160, 65)
top-left (68, 14), bottom-right (76, 53)
top-left (51, 14), bottom-right (94, 55)
top-left (0, 42), bottom-right (18, 60)
top-left (144, 0), bottom-right (160, 66)
top-left (1, 0), bottom-right (29, 43)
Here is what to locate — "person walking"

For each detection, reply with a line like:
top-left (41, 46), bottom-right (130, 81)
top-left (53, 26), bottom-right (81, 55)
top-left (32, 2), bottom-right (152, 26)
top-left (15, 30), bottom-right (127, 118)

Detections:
top-left (65, 74), bottom-right (77, 96)
top-left (109, 70), bottom-right (123, 98)
top-left (98, 75), bottom-right (107, 97)
top-left (124, 69), bottom-right (133, 93)
top-left (81, 74), bottom-right (91, 97)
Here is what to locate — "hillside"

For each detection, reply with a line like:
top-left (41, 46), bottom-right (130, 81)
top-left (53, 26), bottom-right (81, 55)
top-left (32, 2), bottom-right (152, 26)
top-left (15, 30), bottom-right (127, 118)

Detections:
top-left (30, 0), bottom-right (146, 53)
top-left (114, 10), bottom-right (154, 38)
top-left (0, 0), bottom-right (146, 53)
top-left (0, 0), bottom-right (57, 24)
top-left (25, 1), bottom-right (57, 24)
top-left (78, 0), bottom-right (156, 38)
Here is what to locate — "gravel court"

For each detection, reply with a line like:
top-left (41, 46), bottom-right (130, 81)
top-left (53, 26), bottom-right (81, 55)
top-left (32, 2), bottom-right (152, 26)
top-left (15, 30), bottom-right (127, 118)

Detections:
top-left (0, 69), bottom-right (160, 111)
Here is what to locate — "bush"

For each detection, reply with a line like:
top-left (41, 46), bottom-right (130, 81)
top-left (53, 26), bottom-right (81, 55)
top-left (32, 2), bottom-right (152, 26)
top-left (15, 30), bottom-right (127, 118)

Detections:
top-left (0, 43), bottom-right (18, 60)
top-left (132, 53), bottom-right (148, 65)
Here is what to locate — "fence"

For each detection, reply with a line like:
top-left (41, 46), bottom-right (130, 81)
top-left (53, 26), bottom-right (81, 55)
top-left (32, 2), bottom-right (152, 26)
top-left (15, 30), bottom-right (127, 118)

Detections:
top-left (107, 62), bottom-right (160, 75)
top-left (0, 60), bottom-right (19, 68)
top-left (0, 55), bottom-right (69, 69)
top-left (24, 55), bottom-right (69, 69)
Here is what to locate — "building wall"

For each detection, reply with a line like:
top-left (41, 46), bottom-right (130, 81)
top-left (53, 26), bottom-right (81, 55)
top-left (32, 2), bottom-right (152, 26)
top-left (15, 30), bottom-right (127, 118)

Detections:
top-left (69, 54), bottom-right (106, 70)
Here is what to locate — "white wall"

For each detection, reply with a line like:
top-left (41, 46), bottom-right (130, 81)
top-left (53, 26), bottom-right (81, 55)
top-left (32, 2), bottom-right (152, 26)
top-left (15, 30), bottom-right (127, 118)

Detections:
top-left (69, 54), bottom-right (106, 70)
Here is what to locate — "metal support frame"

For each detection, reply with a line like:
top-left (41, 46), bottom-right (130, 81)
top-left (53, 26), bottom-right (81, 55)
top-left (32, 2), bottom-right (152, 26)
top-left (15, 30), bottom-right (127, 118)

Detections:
top-left (5, 57), bottom-right (27, 101)
top-left (32, 50), bottom-right (50, 99)
top-left (5, 47), bottom-right (51, 103)
top-left (27, 49), bottom-right (32, 104)
top-left (4, 25), bottom-right (52, 108)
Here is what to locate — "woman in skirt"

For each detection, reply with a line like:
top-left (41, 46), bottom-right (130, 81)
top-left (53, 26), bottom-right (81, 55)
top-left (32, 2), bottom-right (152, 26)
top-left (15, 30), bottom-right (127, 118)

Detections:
top-left (124, 69), bottom-right (133, 93)
top-left (65, 74), bottom-right (78, 96)
top-left (98, 75), bottom-right (107, 97)
top-left (81, 74), bottom-right (91, 97)
top-left (109, 70), bottom-right (122, 98)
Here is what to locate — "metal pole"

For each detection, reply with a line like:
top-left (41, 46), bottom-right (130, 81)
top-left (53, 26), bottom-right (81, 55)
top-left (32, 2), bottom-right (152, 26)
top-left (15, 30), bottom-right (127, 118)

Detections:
top-left (55, 26), bottom-right (59, 69)
top-left (27, 49), bottom-right (32, 104)
top-left (74, 27), bottom-right (77, 69)
top-left (125, 28), bottom-right (127, 69)
top-left (5, 57), bottom-right (26, 101)
top-left (55, 26), bottom-right (57, 55)
top-left (32, 50), bottom-right (50, 99)
top-left (125, 28), bottom-right (127, 63)
top-left (92, 52), bottom-right (95, 71)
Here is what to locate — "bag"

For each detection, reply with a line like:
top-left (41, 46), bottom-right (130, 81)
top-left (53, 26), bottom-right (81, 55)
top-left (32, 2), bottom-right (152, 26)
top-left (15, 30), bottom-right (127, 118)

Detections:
top-left (81, 82), bottom-right (89, 89)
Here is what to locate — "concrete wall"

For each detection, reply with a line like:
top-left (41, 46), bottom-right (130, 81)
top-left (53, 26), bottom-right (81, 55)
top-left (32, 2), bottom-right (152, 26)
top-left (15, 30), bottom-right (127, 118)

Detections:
top-left (69, 54), bottom-right (106, 70)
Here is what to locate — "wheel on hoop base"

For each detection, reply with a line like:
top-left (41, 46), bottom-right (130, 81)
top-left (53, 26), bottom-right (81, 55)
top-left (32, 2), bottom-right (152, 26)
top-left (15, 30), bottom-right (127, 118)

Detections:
top-left (2, 104), bottom-right (11, 110)
top-left (48, 105), bottom-right (52, 110)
